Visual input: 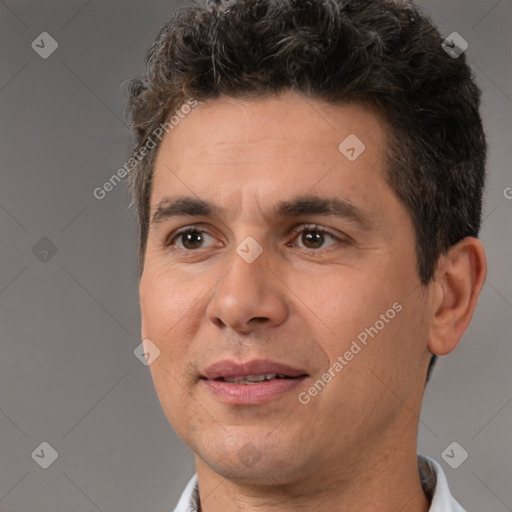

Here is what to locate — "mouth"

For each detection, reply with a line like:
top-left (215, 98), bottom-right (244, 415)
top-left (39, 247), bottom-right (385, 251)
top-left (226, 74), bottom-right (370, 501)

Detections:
top-left (200, 358), bottom-right (309, 381)
top-left (212, 373), bottom-right (300, 385)
top-left (200, 359), bottom-right (309, 405)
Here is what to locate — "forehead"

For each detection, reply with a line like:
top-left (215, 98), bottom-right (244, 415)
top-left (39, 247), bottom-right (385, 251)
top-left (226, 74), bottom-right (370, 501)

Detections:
top-left (150, 92), bottom-right (391, 216)
top-left (157, 92), bottom-right (387, 160)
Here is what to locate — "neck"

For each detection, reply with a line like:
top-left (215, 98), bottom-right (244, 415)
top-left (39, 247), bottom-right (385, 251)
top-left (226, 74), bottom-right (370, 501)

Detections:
top-left (194, 427), bottom-right (430, 512)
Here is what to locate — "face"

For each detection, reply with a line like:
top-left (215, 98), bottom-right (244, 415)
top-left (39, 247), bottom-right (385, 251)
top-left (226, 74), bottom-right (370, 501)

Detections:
top-left (139, 92), bottom-right (434, 486)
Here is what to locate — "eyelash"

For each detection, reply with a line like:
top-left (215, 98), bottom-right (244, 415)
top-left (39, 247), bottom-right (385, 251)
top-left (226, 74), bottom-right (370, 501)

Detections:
top-left (164, 224), bottom-right (346, 253)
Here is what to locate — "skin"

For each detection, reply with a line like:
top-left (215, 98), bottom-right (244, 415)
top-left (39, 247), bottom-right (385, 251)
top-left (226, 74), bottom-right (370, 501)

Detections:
top-left (139, 91), bottom-right (487, 511)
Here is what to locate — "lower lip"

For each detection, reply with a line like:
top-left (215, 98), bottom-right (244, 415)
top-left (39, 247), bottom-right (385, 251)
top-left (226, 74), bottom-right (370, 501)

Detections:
top-left (202, 377), bottom-right (307, 405)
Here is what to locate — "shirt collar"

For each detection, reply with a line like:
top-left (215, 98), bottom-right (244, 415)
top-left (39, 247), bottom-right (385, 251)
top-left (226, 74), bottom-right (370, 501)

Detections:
top-left (172, 454), bottom-right (465, 512)
top-left (417, 454), bottom-right (466, 512)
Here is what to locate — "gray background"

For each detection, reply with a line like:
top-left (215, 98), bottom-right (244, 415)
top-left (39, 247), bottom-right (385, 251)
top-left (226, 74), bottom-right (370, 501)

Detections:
top-left (0, 1), bottom-right (510, 511)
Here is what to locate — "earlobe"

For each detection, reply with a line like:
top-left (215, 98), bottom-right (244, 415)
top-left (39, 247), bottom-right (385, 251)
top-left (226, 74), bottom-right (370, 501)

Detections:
top-left (427, 237), bottom-right (487, 356)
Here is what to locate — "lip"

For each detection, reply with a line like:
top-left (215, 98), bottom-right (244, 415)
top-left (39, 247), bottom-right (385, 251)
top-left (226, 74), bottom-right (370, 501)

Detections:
top-left (201, 359), bottom-right (308, 380)
top-left (200, 359), bottom-right (309, 405)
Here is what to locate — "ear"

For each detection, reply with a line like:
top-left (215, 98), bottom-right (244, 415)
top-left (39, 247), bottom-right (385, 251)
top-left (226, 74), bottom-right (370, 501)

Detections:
top-left (428, 237), bottom-right (487, 356)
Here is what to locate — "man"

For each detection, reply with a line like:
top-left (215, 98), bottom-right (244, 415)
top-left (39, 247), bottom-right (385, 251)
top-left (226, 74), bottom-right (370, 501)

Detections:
top-left (126, 0), bottom-right (487, 510)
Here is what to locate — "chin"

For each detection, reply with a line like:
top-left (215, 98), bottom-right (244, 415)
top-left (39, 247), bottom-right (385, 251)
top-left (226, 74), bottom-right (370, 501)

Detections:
top-left (205, 457), bottom-right (304, 485)
top-left (194, 434), bottom-right (310, 485)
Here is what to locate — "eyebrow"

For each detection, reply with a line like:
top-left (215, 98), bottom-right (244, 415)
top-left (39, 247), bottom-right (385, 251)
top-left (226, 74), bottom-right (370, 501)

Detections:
top-left (151, 195), bottom-right (370, 228)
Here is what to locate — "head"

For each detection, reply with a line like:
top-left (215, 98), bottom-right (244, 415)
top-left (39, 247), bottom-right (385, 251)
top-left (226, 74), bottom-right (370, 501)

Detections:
top-left (127, 0), bottom-right (486, 487)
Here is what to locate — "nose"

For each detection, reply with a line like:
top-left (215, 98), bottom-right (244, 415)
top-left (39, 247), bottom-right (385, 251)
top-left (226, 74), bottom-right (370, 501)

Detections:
top-left (205, 246), bottom-right (288, 335)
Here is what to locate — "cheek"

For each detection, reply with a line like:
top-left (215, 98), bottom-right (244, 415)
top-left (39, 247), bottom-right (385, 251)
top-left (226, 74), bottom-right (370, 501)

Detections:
top-left (388, 289), bottom-right (430, 364)
top-left (140, 265), bottom-right (193, 336)
top-left (139, 270), bottom-right (199, 422)
top-left (356, 288), bottom-right (431, 399)
top-left (298, 260), bottom-right (424, 382)
top-left (291, 268), bottom-right (402, 349)
top-left (139, 268), bottom-right (199, 382)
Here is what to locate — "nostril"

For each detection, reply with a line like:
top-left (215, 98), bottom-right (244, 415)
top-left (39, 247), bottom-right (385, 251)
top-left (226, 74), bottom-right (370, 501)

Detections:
top-left (249, 317), bottom-right (269, 324)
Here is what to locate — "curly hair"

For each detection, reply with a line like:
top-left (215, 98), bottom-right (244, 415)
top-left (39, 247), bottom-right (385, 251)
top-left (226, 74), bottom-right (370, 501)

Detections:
top-left (126, 0), bottom-right (487, 377)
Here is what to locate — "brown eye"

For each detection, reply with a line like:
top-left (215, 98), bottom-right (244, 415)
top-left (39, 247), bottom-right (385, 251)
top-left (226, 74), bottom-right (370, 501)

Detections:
top-left (180, 230), bottom-right (204, 249)
top-left (301, 230), bottom-right (325, 249)
top-left (291, 226), bottom-right (340, 250)
top-left (167, 228), bottom-right (217, 250)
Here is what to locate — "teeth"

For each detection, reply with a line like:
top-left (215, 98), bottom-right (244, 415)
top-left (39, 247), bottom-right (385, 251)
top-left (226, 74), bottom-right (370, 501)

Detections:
top-left (223, 373), bottom-right (285, 384)
top-left (246, 373), bottom-right (277, 382)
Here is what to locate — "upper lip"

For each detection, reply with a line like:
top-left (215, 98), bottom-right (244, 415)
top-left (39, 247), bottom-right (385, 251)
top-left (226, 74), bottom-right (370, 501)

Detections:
top-left (201, 359), bottom-right (309, 380)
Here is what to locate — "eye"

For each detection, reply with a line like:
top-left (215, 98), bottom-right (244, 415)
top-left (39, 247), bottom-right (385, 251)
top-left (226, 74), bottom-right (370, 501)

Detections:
top-left (166, 228), bottom-right (219, 250)
top-left (165, 224), bottom-right (346, 253)
top-left (289, 224), bottom-right (343, 250)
